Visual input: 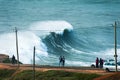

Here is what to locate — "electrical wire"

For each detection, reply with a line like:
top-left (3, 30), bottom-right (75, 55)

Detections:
top-left (0, 23), bottom-right (119, 33)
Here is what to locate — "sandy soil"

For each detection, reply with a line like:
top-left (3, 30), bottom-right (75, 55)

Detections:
top-left (0, 63), bottom-right (113, 75)
top-left (2, 63), bottom-right (119, 80)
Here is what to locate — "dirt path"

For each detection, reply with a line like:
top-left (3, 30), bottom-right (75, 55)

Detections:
top-left (1, 63), bottom-right (119, 80)
top-left (0, 63), bottom-right (113, 75)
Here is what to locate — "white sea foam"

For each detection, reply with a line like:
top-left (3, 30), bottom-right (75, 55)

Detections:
top-left (66, 60), bottom-right (91, 66)
top-left (0, 20), bottom-right (73, 64)
top-left (29, 20), bottom-right (73, 35)
top-left (0, 31), bottom-right (48, 64)
top-left (92, 48), bottom-right (120, 61)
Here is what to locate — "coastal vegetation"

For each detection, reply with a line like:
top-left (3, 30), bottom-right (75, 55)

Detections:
top-left (0, 69), bottom-right (100, 80)
top-left (2, 58), bottom-right (22, 64)
top-left (0, 69), bottom-right (16, 80)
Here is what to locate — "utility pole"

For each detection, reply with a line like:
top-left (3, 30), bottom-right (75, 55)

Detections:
top-left (15, 27), bottom-right (20, 68)
top-left (114, 21), bottom-right (118, 72)
top-left (33, 46), bottom-right (36, 80)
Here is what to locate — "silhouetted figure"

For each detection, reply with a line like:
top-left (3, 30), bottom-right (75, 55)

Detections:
top-left (59, 56), bottom-right (62, 66)
top-left (12, 55), bottom-right (15, 64)
top-left (62, 56), bottom-right (65, 67)
top-left (59, 56), bottom-right (65, 67)
top-left (100, 58), bottom-right (104, 68)
top-left (96, 57), bottom-right (99, 68)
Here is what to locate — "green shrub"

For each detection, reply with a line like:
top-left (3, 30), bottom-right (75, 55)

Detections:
top-left (2, 58), bottom-right (11, 63)
top-left (10, 70), bottom-right (34, 80)
top-left (2, 58), bottom-right (22, 64)
top-left (11, 70), bottom-right (100, 80)
top-left (0, 69), bottom-right (16, 80)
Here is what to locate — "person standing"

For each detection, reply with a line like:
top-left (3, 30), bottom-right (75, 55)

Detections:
top-left (59, 56), bottom-right (62, 67)
top-left (100, 58), bottom-right (104, 68)
top-left (12, 55), bottom-right (15, 64)
top-left (62, 56), bottom-right (65, 67)
top-left (96, 57), bottom-right (99, 68)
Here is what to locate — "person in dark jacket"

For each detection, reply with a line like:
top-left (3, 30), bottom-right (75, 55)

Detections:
top-left (62, 56), bottom-right (65, 67)
top-left (59, 56), bottom-right (62, 66)
top-left (100, 58), bottom-right (104, 68)
top-left (96, 57), bottom-right (99, 68)
top-left (12, 55), bottom-right (15, 64)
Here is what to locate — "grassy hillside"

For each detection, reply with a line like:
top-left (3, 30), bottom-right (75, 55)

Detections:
top-left (0, 69), bottom-right (100, 80)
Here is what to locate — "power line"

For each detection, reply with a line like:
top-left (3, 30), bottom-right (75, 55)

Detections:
top-left (0, 24), bottom-right (119, 33)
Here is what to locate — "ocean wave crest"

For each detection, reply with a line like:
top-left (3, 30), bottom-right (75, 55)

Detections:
top-left (29, 20), bottom-right (73, 34)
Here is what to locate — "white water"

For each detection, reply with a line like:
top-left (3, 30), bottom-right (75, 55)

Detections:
top-left (29, 20), bottom-right (73, 34)
top-left (92, 48), bottom-right (120, 62)
top-left (0, 31), bottom-right (48, 63)
top-left (0, 20), bottom-right (73, 64)
top-left (0, 20), bottom-right (119, 66)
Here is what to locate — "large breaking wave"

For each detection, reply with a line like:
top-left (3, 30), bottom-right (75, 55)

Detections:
top-left (0, 20), bottom-right (120, 66)
top-left (0, 21), bottom-right (75, 65)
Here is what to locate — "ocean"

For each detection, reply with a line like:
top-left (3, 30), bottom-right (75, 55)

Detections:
top-left (0, 0), bottom-right (120, 66)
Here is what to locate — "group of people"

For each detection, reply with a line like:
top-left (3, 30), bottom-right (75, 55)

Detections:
top-left (11, 55), bottom-right (105, 68)
top-left (96, 57), bottom-right (104, 68)
top-left (59, 56), bottom-right (65, 67)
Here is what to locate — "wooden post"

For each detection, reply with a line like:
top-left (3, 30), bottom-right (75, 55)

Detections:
top-left (33, 46), bottom-right (35, 80)
top-left (15, 27), bottom-right (20, 68)
top-left (114, 21), bottom-right (118, 72)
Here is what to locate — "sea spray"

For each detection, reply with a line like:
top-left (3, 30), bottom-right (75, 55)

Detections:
top-left (29, 21), bottom-right (73, 35)
top-left (0, 31), bottom-right (48, 63)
